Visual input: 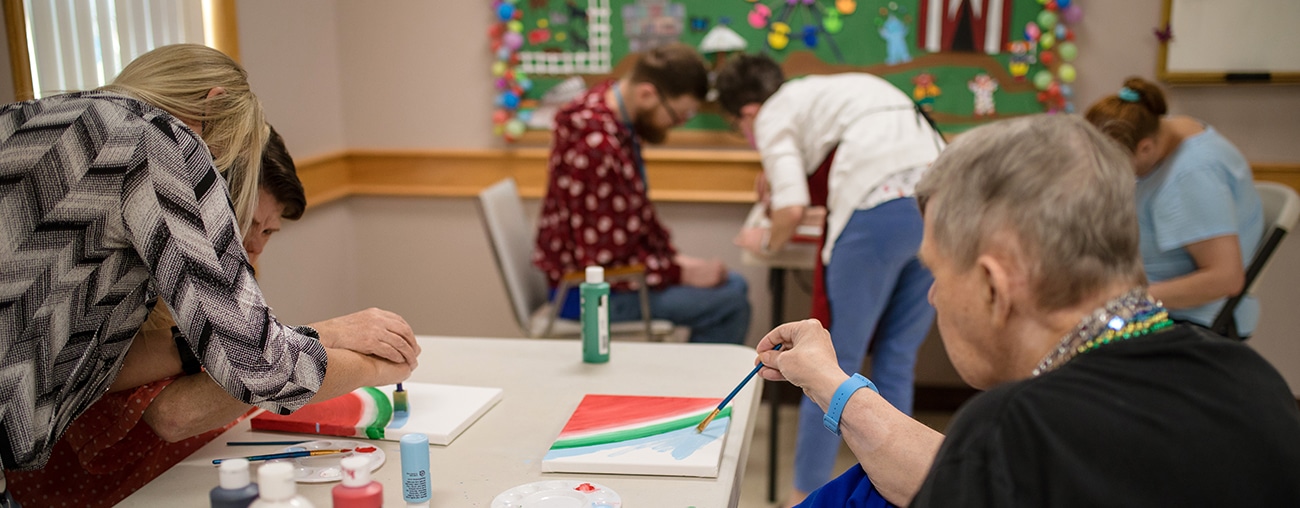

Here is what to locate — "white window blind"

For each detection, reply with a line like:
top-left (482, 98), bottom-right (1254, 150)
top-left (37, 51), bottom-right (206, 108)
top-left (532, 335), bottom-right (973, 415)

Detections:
top-left (23, 0), bottom-right (206, 98)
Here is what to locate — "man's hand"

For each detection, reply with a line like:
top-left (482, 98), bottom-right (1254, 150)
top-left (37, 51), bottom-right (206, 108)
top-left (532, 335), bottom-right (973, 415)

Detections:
top-left (734, 226), bottom-right (769, 256)
top-left (757, 319), bottom-right (846, 393)
top-left (675, 255), bottom-right (727, 288)
top-left (311, 308), bottom-right (420, 368)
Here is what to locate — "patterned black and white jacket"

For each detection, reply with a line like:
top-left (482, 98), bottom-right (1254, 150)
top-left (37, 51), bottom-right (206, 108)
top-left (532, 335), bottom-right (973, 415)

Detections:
top-left (0, 91), bottom-right (328, 471)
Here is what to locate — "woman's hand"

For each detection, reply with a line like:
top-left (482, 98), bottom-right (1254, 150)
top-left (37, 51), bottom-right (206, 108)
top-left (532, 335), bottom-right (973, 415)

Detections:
top-left (312, 308), bottom-right (420, 368)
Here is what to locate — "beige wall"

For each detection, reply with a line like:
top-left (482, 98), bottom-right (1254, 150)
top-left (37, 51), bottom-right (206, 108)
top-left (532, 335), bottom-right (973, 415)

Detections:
top-left (161, 1), bottom-right (1300, 392)
top-left (333, 0), bottom-right (497, 150)
top-left (237, 0), bottom-right (348, 157)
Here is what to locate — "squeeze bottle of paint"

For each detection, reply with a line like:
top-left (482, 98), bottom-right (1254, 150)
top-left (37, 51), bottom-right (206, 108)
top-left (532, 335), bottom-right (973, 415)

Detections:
top-left (400, 433), bottom-right (432, 508)
top-left (250, 461), bottom-right (315, 508)
top-left (580, 265), bottom-right (610, 364)
top-left (331, 456), bottom-right (383, 508)
top-left (210, 458), bottom-right (258, 508)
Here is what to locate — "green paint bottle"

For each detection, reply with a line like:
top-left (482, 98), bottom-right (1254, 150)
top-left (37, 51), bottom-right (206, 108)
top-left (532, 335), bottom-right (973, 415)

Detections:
top-left (581, 265), bottom-right (610, 363)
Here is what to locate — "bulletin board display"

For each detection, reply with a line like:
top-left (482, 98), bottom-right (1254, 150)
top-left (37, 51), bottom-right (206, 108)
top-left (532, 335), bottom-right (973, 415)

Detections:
top-left (489, 0), bottom-right (1085, 141)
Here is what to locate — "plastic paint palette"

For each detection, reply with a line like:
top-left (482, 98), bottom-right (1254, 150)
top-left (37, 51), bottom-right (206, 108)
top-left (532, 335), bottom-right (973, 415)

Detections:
top-left (267, 439), bottom-right (386, 484)
top-left (491, 480), bottom-right (621, 508)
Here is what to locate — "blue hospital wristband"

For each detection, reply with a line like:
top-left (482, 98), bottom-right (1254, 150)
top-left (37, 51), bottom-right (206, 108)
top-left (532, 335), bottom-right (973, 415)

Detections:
top-left (823, 374), bottom-right (879, 436)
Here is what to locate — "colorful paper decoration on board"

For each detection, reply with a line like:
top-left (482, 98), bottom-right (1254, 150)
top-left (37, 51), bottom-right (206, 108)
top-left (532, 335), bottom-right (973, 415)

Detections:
top-left (746, 0), bottom-right (851, 62)
top-left (968, 73), bottom-right (999, 117)
top-left (622, 0), bottom-right (686, 53)
top-left (912, 72), bottom-right (941, 112)
top-left (917, 0), bottom-right (1013, 54)
top-left (878, 14), bottom-right (911, 65)
top-left (1016, 0), bottom-right (1084, 113)
top-left (489, 0), bottom-right (533, 142)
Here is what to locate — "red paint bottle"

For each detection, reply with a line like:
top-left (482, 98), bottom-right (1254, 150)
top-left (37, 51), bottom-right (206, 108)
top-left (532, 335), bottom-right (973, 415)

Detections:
top-left (332, 456), bottom-right (383, 508)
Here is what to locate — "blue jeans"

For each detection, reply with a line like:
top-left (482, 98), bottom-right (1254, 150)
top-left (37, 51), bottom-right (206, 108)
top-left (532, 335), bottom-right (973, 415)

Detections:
top-left (794, 199), bottom-right (936, 493)
top-left (607, 271), bottom-right (751, 344)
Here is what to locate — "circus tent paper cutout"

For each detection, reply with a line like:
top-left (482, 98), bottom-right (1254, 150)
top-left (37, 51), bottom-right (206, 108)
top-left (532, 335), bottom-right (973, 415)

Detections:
top-left (251, 383), bottom-right (502, 446)
top-left (542, 394), bottom-right (731, 477)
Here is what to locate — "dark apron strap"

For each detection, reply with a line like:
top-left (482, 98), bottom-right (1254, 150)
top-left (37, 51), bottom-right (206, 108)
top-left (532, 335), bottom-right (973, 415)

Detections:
top-left (808, 147), bottom-right (836, 329)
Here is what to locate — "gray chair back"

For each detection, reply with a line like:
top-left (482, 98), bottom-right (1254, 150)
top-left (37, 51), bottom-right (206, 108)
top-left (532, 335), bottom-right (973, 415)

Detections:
top-left (477, 178), bottom-right (550, 336)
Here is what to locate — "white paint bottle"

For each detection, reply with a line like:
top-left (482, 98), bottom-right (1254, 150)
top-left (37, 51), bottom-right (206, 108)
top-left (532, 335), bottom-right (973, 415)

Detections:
top-left (250, 462), bottom-right (315, 508)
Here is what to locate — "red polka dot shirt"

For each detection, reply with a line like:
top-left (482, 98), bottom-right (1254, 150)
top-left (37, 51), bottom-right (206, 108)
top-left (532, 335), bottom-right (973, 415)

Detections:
top-left (533, 81), bottom-right (681, 289)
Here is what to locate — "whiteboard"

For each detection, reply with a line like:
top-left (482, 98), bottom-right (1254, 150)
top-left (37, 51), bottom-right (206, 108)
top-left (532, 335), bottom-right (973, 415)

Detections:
top-left (1159, 0), bottom-right (1300, 83)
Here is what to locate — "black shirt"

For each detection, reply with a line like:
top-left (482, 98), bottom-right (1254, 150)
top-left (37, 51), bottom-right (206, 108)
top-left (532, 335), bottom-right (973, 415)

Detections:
top-left (912, 325), bottom-right (1300, 507)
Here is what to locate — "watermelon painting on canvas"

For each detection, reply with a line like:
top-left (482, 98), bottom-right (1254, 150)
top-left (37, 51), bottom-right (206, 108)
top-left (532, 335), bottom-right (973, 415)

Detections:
top-left (251, 383), bottom-right (502, 445)
top-left (541, 394), bottom-right (731, 477)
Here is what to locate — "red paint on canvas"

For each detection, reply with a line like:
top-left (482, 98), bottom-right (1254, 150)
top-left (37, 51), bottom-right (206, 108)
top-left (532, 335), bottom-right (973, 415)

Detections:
top-left (557, 395), bottom-right (721, 436)
top-left (253, 392), bottom-right (365, 437)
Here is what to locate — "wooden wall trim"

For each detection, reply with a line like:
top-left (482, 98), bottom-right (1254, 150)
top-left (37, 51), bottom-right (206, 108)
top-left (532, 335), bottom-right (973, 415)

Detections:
top-left (294, 149), bottom-right (1300, 210)
top-left (296, 148), bottom-right (762, 209)
top-left (1253, 163), bottom-right (1300, 193)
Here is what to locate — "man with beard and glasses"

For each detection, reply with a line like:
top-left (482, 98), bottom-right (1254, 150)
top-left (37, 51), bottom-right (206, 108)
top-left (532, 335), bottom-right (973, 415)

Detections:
top-left (533, 43), bottom-right (750, 344)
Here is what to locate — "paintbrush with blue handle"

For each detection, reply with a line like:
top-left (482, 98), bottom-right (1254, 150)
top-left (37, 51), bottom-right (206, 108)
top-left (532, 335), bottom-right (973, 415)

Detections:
top-left (696, 344), bottom-right (782, 432)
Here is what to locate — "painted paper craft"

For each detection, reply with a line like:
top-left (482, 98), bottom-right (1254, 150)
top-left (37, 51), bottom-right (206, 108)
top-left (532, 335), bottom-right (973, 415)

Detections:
top-left (542, 394), bottom-right (731, 477)
top-left (251, 383), bottom-right (502, 446)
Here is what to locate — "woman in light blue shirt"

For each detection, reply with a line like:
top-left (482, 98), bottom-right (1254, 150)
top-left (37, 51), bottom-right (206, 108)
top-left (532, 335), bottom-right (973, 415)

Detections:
top-left (1086, 77), bottom-right (1264, 336)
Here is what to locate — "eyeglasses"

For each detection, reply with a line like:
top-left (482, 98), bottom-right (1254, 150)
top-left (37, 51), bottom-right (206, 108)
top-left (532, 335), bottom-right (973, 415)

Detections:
top-left (654, 87), bottom-right (693, 126)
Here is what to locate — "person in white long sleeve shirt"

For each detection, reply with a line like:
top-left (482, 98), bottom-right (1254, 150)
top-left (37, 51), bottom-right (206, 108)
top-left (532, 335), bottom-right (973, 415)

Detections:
top-left (716, 54), bottom-right (944, 506)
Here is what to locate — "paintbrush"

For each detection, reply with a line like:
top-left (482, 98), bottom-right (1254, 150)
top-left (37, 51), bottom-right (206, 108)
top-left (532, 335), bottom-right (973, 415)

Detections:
top-left (696, 344), bottom-right (783, 433)
top-left (212, 448), bottom-right (351, 465)
top-left (390, 383), bottom-right (410, 428)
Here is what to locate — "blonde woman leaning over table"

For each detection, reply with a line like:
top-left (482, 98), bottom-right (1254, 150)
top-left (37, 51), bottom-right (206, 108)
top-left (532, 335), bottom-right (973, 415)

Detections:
top-left (0, 45), bottom-right (418, 505)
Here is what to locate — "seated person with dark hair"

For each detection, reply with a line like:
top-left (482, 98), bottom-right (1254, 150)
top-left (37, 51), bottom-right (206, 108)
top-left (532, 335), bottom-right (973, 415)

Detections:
top-left (755, 115), bottom-right (1300, 507)
top-left (7, 127), bottom-right (414, 508)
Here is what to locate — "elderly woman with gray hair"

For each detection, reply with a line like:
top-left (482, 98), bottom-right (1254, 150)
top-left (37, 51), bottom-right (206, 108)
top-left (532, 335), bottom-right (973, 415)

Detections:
top-left (755, 114), bottom-right (1300, 507)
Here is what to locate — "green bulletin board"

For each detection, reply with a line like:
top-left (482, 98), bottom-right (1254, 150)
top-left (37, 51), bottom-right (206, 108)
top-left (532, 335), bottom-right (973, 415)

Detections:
top-left (490, 0), bottom-right (1083, 139)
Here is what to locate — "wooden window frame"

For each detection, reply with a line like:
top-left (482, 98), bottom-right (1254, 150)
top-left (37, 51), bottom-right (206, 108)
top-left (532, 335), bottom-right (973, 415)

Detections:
top-left (2, 0), bottom-right (240, 101)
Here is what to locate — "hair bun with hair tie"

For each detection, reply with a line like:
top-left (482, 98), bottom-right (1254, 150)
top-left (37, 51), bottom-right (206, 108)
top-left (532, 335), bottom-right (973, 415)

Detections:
top-left (1117, 87), bottom-right (1140, 103)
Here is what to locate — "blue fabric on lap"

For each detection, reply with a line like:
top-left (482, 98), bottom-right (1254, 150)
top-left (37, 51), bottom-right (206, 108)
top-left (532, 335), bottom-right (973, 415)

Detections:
top-left (796, 465), bottom-right (898, 508)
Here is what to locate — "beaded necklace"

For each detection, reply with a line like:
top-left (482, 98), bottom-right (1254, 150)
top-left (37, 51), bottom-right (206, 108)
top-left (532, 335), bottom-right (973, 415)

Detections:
top-left (1031, 287), bottom-right (1174, 377)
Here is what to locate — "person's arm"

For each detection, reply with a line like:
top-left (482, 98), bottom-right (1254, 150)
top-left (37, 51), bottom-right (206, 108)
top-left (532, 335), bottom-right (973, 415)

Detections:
top-left (143, 346), bottom-right (408, 442)
top-left (767, 205), bottom-right (806, 253)
top-left (1146, 164), bottom-right (1248, 310)
top-left (310, 308), bottom-right (420, 369)
top-left (109, 319), bottom-right (182, 393)
top-left (757, 320), bottom-right (944, 506)
top-left (121, 114), bottom-right (397, 413)
top-left (753, 103), bottom-right (811, 253)
top-left (1148, 234), bottom-right (1245, 309)
top-left (142, 373), bottom-right (250, 442)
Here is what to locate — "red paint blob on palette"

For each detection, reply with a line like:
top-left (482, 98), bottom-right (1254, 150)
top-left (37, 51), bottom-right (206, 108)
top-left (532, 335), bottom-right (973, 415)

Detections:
top-left (355, 446), bottom-right (377, 453)
top-left (574, 482), bottom-right (597, 493)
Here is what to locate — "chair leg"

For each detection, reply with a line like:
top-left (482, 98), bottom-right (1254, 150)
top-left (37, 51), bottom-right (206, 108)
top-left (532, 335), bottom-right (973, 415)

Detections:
top-left (638, 283), bottom-right (657, 341)
top-left (546, 281), bottom-right (573, 338)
